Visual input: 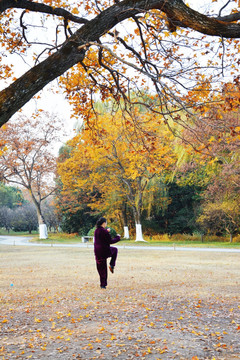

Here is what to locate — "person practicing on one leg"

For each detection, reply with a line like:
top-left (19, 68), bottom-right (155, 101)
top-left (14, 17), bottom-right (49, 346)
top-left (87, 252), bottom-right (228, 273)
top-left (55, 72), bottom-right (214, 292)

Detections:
top-left (94, 217), bottom-right (121, 289)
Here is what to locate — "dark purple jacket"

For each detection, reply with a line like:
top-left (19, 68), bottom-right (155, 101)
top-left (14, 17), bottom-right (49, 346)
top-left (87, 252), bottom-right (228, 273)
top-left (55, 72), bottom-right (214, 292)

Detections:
top-left (94, 227), bottom-right (120, 259)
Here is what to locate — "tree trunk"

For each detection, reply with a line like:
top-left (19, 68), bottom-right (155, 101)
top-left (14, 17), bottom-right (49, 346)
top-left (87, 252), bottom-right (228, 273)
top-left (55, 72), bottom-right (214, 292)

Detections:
top-left (122, 204), bottom-right (129, 239)
top-left (135, 223), bottom-right (146, 242)
top-left (134, 183), bottom-right (146, 241)
top-left (124, 226), bottom-right (130, 239)
top-left (37, 211), bottom-right (48, 239)
top-left (30, 191), bottom-right (48, 239)
top-left (132, 206), bottom-right (145, 241)
top-left (230, 233), bottom-right (233, 243)
top-left (39, 223), bottom-right (48, 239)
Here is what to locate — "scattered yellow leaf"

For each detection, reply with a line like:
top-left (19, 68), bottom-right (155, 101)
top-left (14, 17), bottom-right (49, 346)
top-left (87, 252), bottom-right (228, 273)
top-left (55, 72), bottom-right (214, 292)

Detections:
top-left (34, 318), bottom-right (42, 323)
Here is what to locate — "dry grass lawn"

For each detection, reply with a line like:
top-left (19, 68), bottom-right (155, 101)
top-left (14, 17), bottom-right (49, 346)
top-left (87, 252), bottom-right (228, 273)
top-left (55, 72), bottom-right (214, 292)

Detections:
top-left (0, 245), bottom-right (240, 360)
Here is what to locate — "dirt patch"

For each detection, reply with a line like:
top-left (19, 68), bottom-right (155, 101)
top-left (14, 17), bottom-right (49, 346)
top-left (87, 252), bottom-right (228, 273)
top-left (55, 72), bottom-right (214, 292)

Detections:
top-left (0, 245), bottom-right (240, 359)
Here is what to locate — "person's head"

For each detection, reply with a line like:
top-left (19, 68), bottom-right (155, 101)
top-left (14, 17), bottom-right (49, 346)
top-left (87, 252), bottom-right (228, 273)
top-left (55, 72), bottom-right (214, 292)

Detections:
top-left (96, 217), bottom-right (107, 228)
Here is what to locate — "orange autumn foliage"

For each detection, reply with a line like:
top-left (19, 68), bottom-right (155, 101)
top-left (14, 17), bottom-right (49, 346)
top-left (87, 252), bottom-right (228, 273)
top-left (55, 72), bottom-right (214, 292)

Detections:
top-left (57, 108), bottom-right (177, 223)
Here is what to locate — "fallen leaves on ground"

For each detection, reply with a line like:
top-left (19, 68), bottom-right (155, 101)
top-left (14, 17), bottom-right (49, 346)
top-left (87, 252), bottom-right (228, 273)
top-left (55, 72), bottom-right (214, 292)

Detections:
top-left (0, 246), bottom-right (240, 359)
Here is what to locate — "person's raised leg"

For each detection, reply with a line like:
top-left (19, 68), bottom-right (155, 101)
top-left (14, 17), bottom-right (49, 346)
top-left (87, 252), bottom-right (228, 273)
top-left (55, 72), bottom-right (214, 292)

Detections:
top-left (109, 247), bottom-right (118, 273)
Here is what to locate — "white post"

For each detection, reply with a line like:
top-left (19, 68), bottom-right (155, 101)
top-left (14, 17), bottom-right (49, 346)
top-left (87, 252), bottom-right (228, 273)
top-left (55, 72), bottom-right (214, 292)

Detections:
top-left (124, 226), bottom-right (129, 239)
top-left (135, 223), bottom-right (146, 242)
top-left (39, 224), bottom-right (48, 239)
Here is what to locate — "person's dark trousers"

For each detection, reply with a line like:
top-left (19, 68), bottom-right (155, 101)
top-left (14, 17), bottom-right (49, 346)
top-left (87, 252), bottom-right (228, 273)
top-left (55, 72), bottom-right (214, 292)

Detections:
top-left (96, 247), bottom-right (118, 287)
top-left (96, 258), bottom-right (108, 288)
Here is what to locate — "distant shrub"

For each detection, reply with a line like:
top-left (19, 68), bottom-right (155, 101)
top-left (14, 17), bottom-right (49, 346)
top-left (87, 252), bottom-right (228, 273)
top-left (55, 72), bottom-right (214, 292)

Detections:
top-left (143, 233), bottom-right (239, 243)
top-left (87, 228), bottom-right (95, 237)
top-left (62, 233), bottom-right (79, 239)
top-left (232, 234), bottom-right (240, 243)
top-left (144, 234), bottom-right (170, 242)
top-left (171, 233), bottom-right (199, 242)
top-left (88, 226), bottom-right (117, 238)
top-left (50, 232), bottom-right (79, 240)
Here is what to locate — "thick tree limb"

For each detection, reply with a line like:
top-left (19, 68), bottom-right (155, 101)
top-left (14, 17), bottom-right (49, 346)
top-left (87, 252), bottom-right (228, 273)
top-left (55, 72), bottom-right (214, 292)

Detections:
top-left (1, 0), bottom-right (240, 126)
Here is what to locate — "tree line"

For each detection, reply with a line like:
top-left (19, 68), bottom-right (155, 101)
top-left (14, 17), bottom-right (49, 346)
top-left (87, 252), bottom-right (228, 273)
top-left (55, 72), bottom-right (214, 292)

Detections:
top-left (0, 183), bottom-right (60, 233)
top-left (1, 96), bottom-right (238, 241)
top-left (56, 101), bottom-right (240, 241)
top-left (1, 1), bottom-right (240, 241)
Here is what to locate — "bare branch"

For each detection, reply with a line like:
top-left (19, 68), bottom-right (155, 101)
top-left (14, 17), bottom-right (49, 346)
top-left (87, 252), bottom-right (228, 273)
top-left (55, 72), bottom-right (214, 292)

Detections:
top-left (218, 0), bottom-right (232, 17)
top-left (0, 0), bottom-right (89, 25)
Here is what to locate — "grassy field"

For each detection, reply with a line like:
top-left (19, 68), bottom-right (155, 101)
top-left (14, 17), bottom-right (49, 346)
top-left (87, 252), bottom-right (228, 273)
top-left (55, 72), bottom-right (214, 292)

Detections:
top-left (0, 244), bottom-right (240, 359)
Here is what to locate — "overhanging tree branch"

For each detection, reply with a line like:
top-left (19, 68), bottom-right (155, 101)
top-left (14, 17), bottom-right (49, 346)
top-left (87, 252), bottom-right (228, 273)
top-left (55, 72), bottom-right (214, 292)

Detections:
top-left (1, 0), bottom-right (240, 126)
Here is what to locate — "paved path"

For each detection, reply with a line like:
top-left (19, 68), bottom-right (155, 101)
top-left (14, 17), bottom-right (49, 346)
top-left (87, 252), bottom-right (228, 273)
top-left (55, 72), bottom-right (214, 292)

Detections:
top-left (1, 235), bottom-right (240, 253)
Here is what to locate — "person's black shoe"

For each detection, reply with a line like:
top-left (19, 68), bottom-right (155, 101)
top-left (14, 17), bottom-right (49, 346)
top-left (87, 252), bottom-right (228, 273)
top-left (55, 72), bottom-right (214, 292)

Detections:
top-left (109, 265), bottom-right (114, 273)
top-left (100, 285), bottom-right (106, 289)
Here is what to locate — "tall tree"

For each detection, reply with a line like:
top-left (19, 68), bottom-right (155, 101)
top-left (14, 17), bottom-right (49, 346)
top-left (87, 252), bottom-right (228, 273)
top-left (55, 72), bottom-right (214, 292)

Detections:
top-left (0, 207), bottom-right (13, 232)
top-left (1, 0), bottom-right (240, 128)
top-left (0, 112), bottom-right (61, 238)
top-left (11, 203), bottom-right (38, 234)
top-left (0, 183), bottom-right (24, 208)
top-left (197, 199), bottom-right (240, 242)
top-left (176, 90), bottom-right (240, 239)
top-left (57, 108), bottom-right (177, 240)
